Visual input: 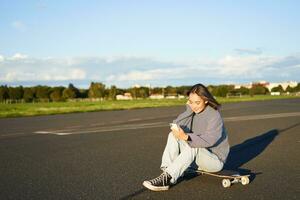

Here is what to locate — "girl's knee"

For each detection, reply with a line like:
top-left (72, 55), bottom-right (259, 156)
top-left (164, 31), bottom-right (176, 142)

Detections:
top-left (196, 148), bottom-right (224, 172)
top-left (202, 163), bottom-right (223, 173)
top-left (197, 159), bottom-right (223, 173)
top-left (168, 131), bottom-right (177, 140)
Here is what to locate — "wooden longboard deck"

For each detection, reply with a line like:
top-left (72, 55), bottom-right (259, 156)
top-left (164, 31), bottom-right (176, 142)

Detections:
top-left (185, 169), bottom-right (251, 187)
top-left (188, 170), bottom-right (250, 179)
top-left (195, 169), bottom-right (250, 179)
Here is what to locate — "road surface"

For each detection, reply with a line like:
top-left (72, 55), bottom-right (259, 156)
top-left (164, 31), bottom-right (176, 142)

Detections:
top-left (0, 98), bottom-right (299, 199)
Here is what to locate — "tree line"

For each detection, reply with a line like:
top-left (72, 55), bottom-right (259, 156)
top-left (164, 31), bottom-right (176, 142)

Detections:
top-left (0, 82), bottom-right (299, 103)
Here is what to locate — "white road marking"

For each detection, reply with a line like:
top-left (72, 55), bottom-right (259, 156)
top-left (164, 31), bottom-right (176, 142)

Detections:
top-left (224, 112), bottom-right (300, 122)
top-left (34, 131), bottom-right (76, 135)
top-left (34, 122), bottom-right (167, 135)
top-left (33, 112), bottom-right (300, 136)
top-left (128, 118), bottom-right (142, 121)
top-left (34, 131), bottom-right (51, 134)
top-left (54, 132), bottom-right (73, 136)
top-left (0, 132), bottom-right (28, 138)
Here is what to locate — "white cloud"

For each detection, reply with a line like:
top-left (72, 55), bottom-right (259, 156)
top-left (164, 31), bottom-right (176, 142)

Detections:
top-left (4, 71), bottom-right (36, 82)
top-left (217, 55), bottom-right (264, 77)
top-left (106, 67), bottom-right (197, 82)
top-left (105, 54), bottom-right (300, 85)
top-left (70, 68), bottom-right (86, 79)
top-left (0, 55), bottom-right (87, 82)
top-left (107, 71), bottom-right (153, 81)
top-left (38, 68), bottom-right (86, 81)
top-left (4, 72), bottom-right (18, 81)
top-left (0, 53), bottom-right (299, 87)
top-left (10, 53), bottom-right (28, 60)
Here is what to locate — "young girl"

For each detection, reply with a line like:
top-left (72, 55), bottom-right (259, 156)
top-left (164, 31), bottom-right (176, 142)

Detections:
top-left (143, 83), bottom-right (230, 191)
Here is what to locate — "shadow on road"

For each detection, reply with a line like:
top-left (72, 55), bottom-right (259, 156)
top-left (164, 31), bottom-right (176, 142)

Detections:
top-left (177, 129), bottom-right (279, 184)
top-left (181, 122), bottom-right (300, 183)
top-left (225, 129), bottom-right (278, 169)
top-left (119, 122), bottom-right (300, 199)
top-left (224, 122), bottom-right (300, 180)
top-left (224, 129), bottom-right (278, 180)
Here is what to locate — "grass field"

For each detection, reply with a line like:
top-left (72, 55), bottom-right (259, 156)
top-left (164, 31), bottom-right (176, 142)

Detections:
top-left (0, 95), bottom-right (299, 118)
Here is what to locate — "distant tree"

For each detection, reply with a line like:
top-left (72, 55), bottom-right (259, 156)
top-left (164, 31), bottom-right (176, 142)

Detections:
top-left (211, 85), bottom-right (234, 97)
top-left (176, 86), bottom-right (191, 96)
top-left (295, 83), bottom-right (300, 92)
top-left (78, 89), bottom-right (88, 98)
top-left (211, 85), bottom-right (223, 97)
top-left (235, 87), bottom-right (250, 95)
top-left (50, 87), bottom-right (65, 102)
top-left (88, 82), bottom-right (106, 98)
top-left (35, 85), bottom-right (50, 101)
top-left (129, 87), bottom-right (139, 99)
top-left (108, 85), bottom-right (117, 100)
top-left (271, 85), bottom-right (284, 93)
top-left (8, 86), bottom-right (23, 100)
top-left (139, 87), bottom-right (149, 98)
top-left (151, 87), bottom-right (163, 95)
top-left (165, 86), bottom-right (177, 96)
top-left (116, 88), bottom-right (126, 95)
top-left (103, 88), bottom-right (109, 99)
top-left (62, 84), bottom-right (79, 99)
top-left (0, 85), bottom-right (9, 101)
top-left (207, 85), bottom-right (215, 94)
top-left (286, 83), bottom-right (300, 93)
top-left (250, 85), bottom-right (269, 96)
top-left (23, 87), bottom-right (35, 102)
top-left (286, 86), bottom-right (293, 93)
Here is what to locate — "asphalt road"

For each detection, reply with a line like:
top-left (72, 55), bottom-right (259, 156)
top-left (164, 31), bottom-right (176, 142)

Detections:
top-left (0, 99), bottom-right (300, 200)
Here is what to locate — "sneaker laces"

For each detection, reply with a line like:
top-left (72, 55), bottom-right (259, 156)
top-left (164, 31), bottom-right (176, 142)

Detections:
top-left (149, 172), bottom-right (170, 186)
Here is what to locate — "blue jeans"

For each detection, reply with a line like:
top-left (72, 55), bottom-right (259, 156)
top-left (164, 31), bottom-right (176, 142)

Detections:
top-left (161, 132), bottom-right (224, 183)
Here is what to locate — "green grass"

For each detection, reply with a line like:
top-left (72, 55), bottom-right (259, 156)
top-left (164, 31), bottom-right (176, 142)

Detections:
top-left (0, 95), bottom-right (299, 118)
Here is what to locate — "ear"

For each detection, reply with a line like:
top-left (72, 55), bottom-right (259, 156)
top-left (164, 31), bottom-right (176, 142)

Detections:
top-left (205, 101), bottom-right (208, 104)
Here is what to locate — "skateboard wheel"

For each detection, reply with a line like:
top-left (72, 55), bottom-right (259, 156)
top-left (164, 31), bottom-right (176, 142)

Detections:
top-left (222, 179), bottom-right (231, 188)
top-left (241, 176), bottom-right (250, 185)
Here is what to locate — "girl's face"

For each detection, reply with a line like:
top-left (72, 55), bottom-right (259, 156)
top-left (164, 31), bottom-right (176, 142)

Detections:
top-left (187, 93), bottom-right (208, 113)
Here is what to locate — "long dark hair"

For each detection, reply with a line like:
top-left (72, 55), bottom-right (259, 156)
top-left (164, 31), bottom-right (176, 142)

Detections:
top-left (187, 83), bottom-right (220, 110)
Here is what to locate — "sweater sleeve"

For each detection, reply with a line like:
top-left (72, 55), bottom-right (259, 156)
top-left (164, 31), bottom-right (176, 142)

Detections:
top-left (172, 104), bottom-right (194, 124)
top-left (186, 112), bottom-right (223, 148)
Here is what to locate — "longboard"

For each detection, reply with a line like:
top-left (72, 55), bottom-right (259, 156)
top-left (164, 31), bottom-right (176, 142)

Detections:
top-left (187, 169), bottom-right (250, 188)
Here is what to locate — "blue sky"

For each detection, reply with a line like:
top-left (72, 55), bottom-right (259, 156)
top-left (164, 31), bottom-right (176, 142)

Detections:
top-left (1, 0), bottom-right (300, 88)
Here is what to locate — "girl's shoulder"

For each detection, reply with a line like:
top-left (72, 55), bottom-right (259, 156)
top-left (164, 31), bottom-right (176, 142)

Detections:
top-left (205, 105), bottom-right (222, 120)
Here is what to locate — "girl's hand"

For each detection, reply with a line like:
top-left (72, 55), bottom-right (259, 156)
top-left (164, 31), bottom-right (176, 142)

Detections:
top-left (171, 126), bottom-right (189, 141)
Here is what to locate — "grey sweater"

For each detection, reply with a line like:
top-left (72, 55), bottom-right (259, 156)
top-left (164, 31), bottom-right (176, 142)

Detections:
top-left (173, 105), bottom-right (230, 163)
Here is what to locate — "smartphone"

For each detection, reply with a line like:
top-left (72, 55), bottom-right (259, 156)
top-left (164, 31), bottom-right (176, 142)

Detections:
top-left (169, 123), bottom-right (179, 131)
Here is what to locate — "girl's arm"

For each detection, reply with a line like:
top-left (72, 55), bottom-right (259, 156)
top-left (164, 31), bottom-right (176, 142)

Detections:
top-left (172, 104), bottom-right (193, 124)
top-left (186, 113), bottom-right (223, 148)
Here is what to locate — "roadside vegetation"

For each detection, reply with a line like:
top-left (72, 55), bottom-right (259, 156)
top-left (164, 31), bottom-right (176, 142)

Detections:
top-left (1, 82), bottom-right (300, 118)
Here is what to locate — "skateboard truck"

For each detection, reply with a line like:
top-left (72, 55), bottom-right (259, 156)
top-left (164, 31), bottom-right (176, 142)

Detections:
top-left (188, 169), bottom-right (251, 188)
top-left (221, 174), bottom-right (250, 188)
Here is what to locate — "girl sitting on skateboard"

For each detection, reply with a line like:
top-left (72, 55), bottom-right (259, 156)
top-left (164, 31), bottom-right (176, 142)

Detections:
top-left (143, 83), bottom-right (230, 191)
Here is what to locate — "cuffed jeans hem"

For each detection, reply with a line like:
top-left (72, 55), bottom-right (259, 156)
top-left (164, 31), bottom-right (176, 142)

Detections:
top-left (165, 169), bottom-right (178, 184)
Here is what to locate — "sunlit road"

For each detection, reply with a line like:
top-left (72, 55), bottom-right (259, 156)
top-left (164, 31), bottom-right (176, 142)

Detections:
top-left (0, 98), bottom-right (299, 199)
